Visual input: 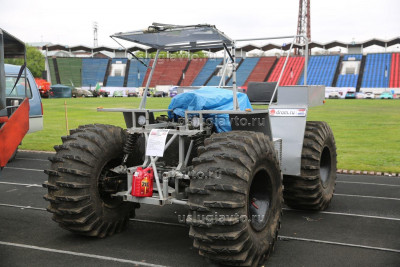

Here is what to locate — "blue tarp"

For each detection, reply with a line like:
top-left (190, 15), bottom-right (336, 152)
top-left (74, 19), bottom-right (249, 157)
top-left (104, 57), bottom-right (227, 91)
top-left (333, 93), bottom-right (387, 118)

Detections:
top-left (168, 87), bottom-right (253, 132)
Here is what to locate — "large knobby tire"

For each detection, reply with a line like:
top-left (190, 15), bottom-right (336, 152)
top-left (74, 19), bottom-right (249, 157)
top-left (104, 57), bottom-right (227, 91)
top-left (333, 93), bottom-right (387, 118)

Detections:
top-left (187, 131), bottom-right (283, 267)
top-left (43, 124), bottom-right (135, 238)
top-left (283, 121), bottom-right (337, 210)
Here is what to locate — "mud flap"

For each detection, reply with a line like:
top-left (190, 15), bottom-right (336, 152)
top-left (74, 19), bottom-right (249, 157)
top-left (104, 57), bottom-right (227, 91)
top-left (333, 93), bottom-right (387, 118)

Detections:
top-left (0, 98), bottom-right (29, 167)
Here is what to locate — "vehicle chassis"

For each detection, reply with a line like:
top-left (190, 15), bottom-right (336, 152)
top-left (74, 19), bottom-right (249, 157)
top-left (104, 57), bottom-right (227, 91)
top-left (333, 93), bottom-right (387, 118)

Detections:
top-left (99, 24), bottom-right (324, 208)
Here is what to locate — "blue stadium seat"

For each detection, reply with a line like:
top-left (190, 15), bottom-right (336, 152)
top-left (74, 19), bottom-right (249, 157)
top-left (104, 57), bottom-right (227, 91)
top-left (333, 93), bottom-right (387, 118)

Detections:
top-left (297, 55), bottom-right (340, 86)
top-left (206, 75), bottom-right (225, 86)
top-left (192, 59), bottom-right (222, 86)
top-left (361, 53), bottom-right (391, 88)
top-left (227, 58), bottom-right (260, 86)
top-left (127, 58), bottom-right (150, 87)
top-left (82, 58), bottom-right (109, 87)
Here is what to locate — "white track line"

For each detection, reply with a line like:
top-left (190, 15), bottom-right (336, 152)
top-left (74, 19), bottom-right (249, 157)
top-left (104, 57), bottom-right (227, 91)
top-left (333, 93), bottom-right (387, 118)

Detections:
top-left (0, 203), bottom-right (46, 211)
top-left (4, 167), bottom-right (43, 172)
top-left (3, 181), bottom-right (400, 203)
top-left (334, 193), bottom-right (400, 201)
top-left (2, 203), bottom-right (399, 223)
top-left (278, 236), bottom-right (400, 253)
top-left (0, 241), bottom-right (168, 267)
top-left (1, 204), bottom-right (399, 255)
top-left (131, 218), bottom-right (187, 228)
top-left (283, 208), bottom-right (400, 221)
top-left (0, 182), bottom-right (42, 188)
top-left (16, 157), bottom-right (48, 162)
top-left (337, 181), bottom-right (400, 187)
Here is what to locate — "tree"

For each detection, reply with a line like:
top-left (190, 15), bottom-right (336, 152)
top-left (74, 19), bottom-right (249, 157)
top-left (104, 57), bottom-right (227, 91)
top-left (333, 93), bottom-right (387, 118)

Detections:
top-left (5, 45), bottom-right (45, 78)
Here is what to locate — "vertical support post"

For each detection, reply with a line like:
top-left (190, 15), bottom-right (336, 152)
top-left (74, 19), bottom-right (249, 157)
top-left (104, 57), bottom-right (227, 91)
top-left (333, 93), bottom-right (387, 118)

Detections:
top-left (269, 37), bottom-right (296, 106)
top-left (0, 31), bottom-right (6, 110)
top-left (24, 46), bottom-right (27, 96)
top-left (223, 49), bottom-right (226, 87)
top-left (231, 42), bottom-right (238, 110)
top-left (218, 56), bottom-right (229, 88)
top-left (140, 49), bottom-right (160, 109)
top-left (304, 36), bottom-right (308, 85)
top-left (150, 156), bottom-right (164, 200)
top-left (176, 135), bottom-right (185, 170)
top-left (163, 176), bottom-right (169, 200)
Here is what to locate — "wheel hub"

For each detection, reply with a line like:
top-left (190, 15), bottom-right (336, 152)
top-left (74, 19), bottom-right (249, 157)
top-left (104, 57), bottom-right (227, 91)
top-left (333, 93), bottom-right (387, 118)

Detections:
top-left (249, 169), bottom-right (272, 231)
top-left (320, 146), bottom-right (332, 187)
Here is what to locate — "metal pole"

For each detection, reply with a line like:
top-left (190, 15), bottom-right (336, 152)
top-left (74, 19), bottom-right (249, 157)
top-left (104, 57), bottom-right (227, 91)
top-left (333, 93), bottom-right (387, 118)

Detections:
top-left (139, 49), bottom-right (160, 109)
top-left (232, 42), bottom-right (238, 110)
top-left (269, 37), bottom-right (296, 106)
top-left (223, 49), bottom-right (226, 87)
top-left (24, 46), bottom-right (27, 97)
top-left (0, 32), bottom-right (6, 110)
top-left (218, 56), bottom-right (229, 88)
top-left (304, 38), bottom-right (308, 85)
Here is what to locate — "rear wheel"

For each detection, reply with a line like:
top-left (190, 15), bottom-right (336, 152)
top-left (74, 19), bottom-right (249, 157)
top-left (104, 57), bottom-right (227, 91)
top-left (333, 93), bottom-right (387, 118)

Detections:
top-left (187, 131), bottom-right (282, 266)
top-left (43, 124), bottom-right (136, 237)
top-left (283, 121), bottom-right (337, 210)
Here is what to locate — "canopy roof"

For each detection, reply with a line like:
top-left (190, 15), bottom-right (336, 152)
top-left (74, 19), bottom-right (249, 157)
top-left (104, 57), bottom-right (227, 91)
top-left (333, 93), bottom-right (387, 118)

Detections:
top-left (111, 23), bottom-right (233, 51)
top-left (0, 28), bottom-right (25, 58)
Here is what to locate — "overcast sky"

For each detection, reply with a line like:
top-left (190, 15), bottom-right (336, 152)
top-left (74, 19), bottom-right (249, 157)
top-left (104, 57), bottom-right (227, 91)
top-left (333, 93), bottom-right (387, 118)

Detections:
top-left (1, 0), bottom-right (399, 48)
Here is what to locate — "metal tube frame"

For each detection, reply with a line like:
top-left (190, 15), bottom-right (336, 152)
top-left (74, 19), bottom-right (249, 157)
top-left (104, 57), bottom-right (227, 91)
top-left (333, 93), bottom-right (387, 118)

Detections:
top-left (139, 49), bottom-right (160, 109)
top-left (235, 35), bottom-right (309, 106)
top-left (108, 33), bottom-right (310, 207)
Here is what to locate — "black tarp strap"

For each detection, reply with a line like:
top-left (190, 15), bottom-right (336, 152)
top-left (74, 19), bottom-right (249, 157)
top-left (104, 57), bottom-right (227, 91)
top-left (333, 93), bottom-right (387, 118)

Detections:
top-left (8, 63), bottom-right (26, 96)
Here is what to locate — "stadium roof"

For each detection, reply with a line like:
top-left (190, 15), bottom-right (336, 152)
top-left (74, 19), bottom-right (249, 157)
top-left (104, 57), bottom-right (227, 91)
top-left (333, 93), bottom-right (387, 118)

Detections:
top-left (42, 36), bottom-right (400, 54)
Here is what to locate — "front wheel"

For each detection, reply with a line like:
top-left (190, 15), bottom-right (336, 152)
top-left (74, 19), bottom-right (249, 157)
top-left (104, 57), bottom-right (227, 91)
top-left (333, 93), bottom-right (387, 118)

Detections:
top-left (187, 131), bottom-right (283, 266)
top-left (43, 124), bottom-right (136, 237)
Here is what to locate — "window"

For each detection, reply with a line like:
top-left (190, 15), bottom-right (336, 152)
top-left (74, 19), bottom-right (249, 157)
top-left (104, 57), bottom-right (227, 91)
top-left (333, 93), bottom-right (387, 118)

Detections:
top-left (5, 76), bottom-right (32, 99)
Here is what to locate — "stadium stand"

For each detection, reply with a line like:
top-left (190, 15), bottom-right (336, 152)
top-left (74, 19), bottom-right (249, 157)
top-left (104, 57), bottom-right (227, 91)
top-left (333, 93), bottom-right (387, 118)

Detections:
top-left (298, 55), bottom-right (340, 86)
top-left (82, 58), bottom-right (109, 87)
top-left (142, 58), bottom-right (189, 87)
top-left (206, 75), bottom-right (224, 86)
top-left (207, 58), bottom-right (243, 86)
top-left (268, 56), bottom-right (304, 86)
top-left (343, 54), bottom-right (363, 61)
top-left (156, 58), bottom-right (188, 87)
top-left (244, 57), bottom-right (277, 86)
top-left (227, 57), bottom-right (260, 86)
top-left (107, 76), bottom-right (124, 87)
top-left (336, 74), bottom-right (359, 87)
top-left (127, 58), bottom-right (150, 87)
top-left (361, 53), bottom-right (392, 88)
top-left (180, 58), bottom-right (207, 86)
top-left (390, 53), bottom-right (400, 88)
top-left (106, 58), bottom-right (128, 87)
top-left (191, 58), bottom-right (223, 86)
top-left (336, 54), bottom-right (362, 88)
top-left (56, 58), bottom-right (82, 87)
top-left (47, 58), bottom-right (58, 85)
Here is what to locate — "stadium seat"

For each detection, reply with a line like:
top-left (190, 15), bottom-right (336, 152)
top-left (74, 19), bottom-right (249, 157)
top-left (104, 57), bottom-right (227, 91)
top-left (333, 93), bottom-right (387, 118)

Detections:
top-left (244, 57), bottom-right (277, 86)
top-left (268, 56), bottom-right (305, 86)
top-left (192, 59), bottom-right (223, 86)
top-left (82, 58), bottom-right (109, 88)
top-left (361, 53), bottom-right (392, 88)
top-left (298, 55), bottom-right (340, 86)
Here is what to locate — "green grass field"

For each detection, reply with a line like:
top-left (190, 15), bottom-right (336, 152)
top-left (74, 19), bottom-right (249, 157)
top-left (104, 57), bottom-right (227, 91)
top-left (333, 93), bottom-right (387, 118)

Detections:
top-left (20, 98), bottom-right (400, 173)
